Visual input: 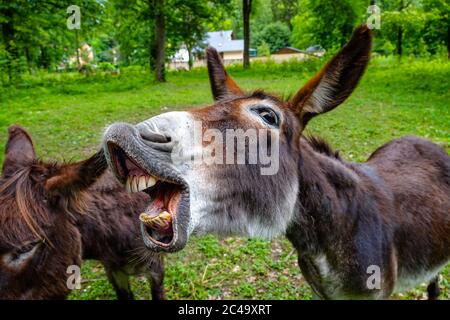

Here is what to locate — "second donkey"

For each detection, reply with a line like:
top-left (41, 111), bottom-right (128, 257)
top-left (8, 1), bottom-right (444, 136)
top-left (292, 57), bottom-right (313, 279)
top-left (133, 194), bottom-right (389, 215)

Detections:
top-left (0, 125), bottom-right (165, 299)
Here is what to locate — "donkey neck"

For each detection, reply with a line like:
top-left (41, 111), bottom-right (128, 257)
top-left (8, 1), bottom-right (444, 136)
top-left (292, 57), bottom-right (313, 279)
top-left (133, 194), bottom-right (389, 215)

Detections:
top-left (286, 138), bottom-right (368, 255)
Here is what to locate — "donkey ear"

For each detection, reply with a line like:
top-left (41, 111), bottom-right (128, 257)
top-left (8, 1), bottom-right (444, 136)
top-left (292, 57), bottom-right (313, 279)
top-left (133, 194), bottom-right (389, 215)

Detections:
top-left (45, 149), bottom-right (107, 196)
top-left (206, 47), bottom-right (244, 100)
top-left (2, 125), bottom-right (36, 176)
top-left (289, 25), bottom-right (372, 127)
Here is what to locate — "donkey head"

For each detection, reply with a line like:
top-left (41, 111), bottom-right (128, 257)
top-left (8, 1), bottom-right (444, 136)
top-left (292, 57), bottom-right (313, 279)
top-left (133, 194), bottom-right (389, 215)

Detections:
top-left (0, 125), bottom-right (107, 299)
top-left (103, 26), bottom-right (372, 253)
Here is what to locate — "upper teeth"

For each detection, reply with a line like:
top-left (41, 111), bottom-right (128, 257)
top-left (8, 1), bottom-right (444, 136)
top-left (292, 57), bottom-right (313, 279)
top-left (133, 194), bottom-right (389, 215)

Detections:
top-left (126, 175), bottom-right (157, 193)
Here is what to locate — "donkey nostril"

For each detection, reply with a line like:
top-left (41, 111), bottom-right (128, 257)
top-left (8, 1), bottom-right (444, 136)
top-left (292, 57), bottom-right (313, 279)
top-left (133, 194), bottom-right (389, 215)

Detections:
top-left (140, 131), bottom-right (171, 144)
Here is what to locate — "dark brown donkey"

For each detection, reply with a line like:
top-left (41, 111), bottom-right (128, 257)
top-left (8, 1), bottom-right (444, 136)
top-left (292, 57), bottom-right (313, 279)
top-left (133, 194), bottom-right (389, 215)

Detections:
top-left (0, 125), bottom-right (165, 300)
top-left (103, 26), bottom-right (450, 299)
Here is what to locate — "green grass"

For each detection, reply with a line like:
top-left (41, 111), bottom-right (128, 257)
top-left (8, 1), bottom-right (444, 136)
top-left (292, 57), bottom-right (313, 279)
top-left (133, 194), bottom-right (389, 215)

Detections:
top-left (1, 56), bottom-right (449, 300)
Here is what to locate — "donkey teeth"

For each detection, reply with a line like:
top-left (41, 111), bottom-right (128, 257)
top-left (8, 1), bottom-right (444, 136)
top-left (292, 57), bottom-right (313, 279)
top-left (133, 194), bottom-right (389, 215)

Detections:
top-left (126, 175), bottom-right (157, 193)
top-left (125, 176), bottom-right (132, 193)
top-left (158, 211), bottom-right (172, 222)
top-left (146, 176), bottom-right (157, 188)
top-left (138, 176), bottom-right (147, 192)
top-left (139, 211), bottom-right (172, 228)
top-left (139, 213), bottom-right (153, 224)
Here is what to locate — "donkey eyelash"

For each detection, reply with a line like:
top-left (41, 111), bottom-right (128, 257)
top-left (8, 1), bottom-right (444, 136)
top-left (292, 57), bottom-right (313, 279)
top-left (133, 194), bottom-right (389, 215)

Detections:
top-left (1, 240), bottom-right (42, 269)
top-left (250, 106), bottom-right (280, 127)
top-left (16, 240), bottom-right (42, 254)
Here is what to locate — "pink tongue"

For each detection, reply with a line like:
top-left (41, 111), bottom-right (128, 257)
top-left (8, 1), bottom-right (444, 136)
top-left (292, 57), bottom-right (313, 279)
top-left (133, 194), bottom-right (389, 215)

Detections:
top-left (142, 197), bottom-right (172, 234)
top-left (144, 198), bottom-right (164, 218)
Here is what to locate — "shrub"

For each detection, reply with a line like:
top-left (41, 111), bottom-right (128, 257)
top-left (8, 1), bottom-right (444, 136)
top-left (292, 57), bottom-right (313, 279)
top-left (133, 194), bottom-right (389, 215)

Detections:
top-left (257, 42), bottom-right (271, 57)
top-left (253, 22), bottom-right (291, 53)
top-left (98, 62), bottom-right (116, 72)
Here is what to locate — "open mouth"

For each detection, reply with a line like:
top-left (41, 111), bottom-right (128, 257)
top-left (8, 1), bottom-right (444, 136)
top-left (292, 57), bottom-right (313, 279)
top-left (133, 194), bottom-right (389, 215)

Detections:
top-left (107, 143), bottom-right (184, 248)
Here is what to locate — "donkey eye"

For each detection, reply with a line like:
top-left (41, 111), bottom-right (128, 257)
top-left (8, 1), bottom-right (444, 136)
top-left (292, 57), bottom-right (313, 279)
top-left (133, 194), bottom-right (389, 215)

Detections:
top-left (1, 240), bottom-right (42, 269)
top-left (16, 241), bottom-right (41, 255)
top-left (253, 107), bottom-right (279, 127)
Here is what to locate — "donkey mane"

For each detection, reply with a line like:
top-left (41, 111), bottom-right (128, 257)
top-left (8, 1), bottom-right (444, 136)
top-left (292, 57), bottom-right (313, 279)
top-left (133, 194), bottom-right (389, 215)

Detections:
top-left (0, 165), bottom-right (50, 244)
top-left (303, 135), bottom-right (341, 159)
top-left (0, 160), bottom-right (93, 246)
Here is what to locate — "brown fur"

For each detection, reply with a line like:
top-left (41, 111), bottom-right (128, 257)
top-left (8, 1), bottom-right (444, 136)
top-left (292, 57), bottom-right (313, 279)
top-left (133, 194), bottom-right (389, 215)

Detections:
top-left (200, 25), bottom-right (450, 299)
top-left (0, 125), bottom-right (165, 300)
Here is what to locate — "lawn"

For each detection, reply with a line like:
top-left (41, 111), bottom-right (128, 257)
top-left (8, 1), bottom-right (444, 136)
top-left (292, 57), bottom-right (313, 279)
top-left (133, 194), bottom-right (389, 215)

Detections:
top-left (0, 55), bottom-right (449, 299)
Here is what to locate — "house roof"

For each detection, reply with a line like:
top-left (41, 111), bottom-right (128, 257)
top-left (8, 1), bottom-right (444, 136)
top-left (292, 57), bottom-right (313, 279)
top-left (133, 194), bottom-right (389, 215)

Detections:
top-left (273, 47), bottom-right (305, 54)
top-left (206, 30), bottom-right (244, 53)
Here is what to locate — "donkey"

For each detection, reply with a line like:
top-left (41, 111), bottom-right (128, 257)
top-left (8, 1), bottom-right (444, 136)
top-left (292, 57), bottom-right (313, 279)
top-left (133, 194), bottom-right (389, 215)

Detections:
top-left (102, 26), bottom-right (450, 299)
top-left (0, 125), bottom-right (165, 300)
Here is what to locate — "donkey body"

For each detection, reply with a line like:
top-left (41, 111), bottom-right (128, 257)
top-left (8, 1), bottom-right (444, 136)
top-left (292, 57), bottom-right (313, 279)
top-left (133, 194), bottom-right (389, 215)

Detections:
top-left (0, 126), bottom-right (165, 300)
top-left (287, 135), bottom-right (450, 299)
top-left (75, 171), bottom-right (165, 300)
top-left (103, 26), bottom-right (450, 299)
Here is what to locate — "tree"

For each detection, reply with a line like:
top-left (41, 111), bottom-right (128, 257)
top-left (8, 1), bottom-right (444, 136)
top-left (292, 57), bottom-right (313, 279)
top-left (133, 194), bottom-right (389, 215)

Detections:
top-left (378, 0), bottom-right (436, 57)
top-left (397, 1), bottom-right (407, 55)
top-left (291, 0), bottom-right (362, 50)
top-left (257, 41), bottom-right (270, 56)
top-left (108, 0), bottom-right (152, 66)
top-left (0, 0), bottom-right (104, 83)
top-left (170, 4), bottom-right (205, 70)
top-left (243, 0), bottom-right (253, 68)
top-left (112, 0), bottom-right (165, 81)
top-left (422, 0), bottom-right (450, 58)
top-left (152, 0), bottom-right (166, 82)
top-left (271, 0), bottom-right (299, 30)
top-left (168, 0), bottom-right (231, 70)
top-left (382, 0), bottom-right (415, 56)
top-left (381, 4), bottom-right (423, 56)
top-left (0, 2), bottom-right (19, 82)
top-left (253, 22), bottom-right (290, 53)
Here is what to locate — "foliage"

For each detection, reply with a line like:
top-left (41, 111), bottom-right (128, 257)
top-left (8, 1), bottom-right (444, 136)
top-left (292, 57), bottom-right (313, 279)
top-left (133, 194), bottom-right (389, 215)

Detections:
top-left (420, 0), bottom-right (450, 55)
top-left (107, 0), bottom-right (153, 66)
top-left (98, 61), bottom-right (116, 72)
top-left (253, 22), bottom-right (291, 53)
top-left (1, 0), bottom-right (449, 83)
top-left (374, 0), bottom-right (450, 57)
top-left (289, 0), bottom-right (449, 56)
top-left (270, 0), bottom-right (299, 29)
top-left (257, 41), bottom-right (271, 57)
top-left (0, 0), bottom-right (104, 80)
top-left (291, 0), bottom-right (364, 50)
top-left (167, 0), bottom-right (232, 69)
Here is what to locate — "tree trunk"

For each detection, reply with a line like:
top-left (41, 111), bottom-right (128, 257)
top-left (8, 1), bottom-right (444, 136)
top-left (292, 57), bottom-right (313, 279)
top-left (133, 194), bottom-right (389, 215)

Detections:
top-left (40, 46), bottom-right (50, 70)
top-left (447, 19), bottom-right (449, 59)
top-left (397, 26), bottom-right (403, 56)
top-left (396, 0), bottom-right (404, 57)
top-left (153, 0), bottom-right (166, 82)
top-left (243, 0), bottom-right (252, 69)
top-left (24, 47), bottom-right (33, 74)
top-left (149, 31), bottom-right (155, 71)
top-left (187, 45), bottom-right (193, 70)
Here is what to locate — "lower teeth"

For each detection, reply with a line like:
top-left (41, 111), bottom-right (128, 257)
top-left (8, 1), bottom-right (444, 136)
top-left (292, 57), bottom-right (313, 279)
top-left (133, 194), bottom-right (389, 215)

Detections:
top-left (140, 211), bottom-right (172, 229)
